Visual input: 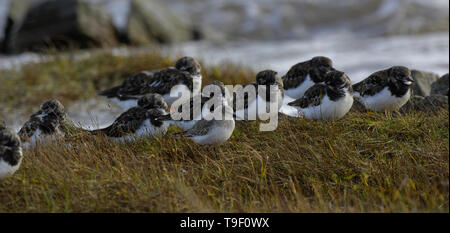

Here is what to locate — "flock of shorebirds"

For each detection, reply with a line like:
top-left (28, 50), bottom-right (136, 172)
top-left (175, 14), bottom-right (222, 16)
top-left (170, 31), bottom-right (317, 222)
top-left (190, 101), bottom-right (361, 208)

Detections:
top-left (0, 56), bottom-right (415, 179)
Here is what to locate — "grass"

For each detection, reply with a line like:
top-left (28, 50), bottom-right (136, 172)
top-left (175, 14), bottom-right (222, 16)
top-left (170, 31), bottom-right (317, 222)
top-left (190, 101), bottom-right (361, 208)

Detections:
top-left (0, 48), bottom-right (255, 113)
top-left (0, 49), bottom-right (448, 212)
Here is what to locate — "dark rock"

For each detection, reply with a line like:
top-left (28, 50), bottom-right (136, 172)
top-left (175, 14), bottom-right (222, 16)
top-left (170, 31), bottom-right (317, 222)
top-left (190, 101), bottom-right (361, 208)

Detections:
top-left (399, 95), bottom-right (448, 113)
top-left (410, 69), bottom-right (440, 97)
top-left (126, 0), bottom-right (192, 45)
top-left (430, 73), bottom-right (449, 96)
top-left (0, 0), bottom-right (31, 53)
top-left (7, 0), bottom-right (118, 53)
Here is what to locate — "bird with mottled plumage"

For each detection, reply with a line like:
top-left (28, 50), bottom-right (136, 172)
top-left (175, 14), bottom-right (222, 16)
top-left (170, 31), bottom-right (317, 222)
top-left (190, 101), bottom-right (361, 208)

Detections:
top-left (282, 56), bottom-right (335, 100)
top-left (18, 99), bottom-right (73, 147)
top-left (233, 70), bottom-right (284, 120)
top-left (288, 70), bottom-right (354, 121)
top-left (0, 122), bottom-right (22, 179)
top-left (352, 66), bottom-right (414, 112)
top-left (98, 56), bottom-right (202, 109)
top-left (178, 103), bottom-right (235, 145)
top-left (156, 80), bottom-right (231, 130)
top-left (90, 94), bottom-right (170, 142)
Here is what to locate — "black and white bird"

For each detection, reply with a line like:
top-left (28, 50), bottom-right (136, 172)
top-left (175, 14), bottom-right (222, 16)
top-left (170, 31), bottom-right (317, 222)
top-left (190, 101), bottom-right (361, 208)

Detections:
top-left (98, 56), bottom-right (202, 109)
top-left (178, 103), bottom-right (235, 145)
top-left (288, 70), bottom-right (354, 121)
top-left (90, 94), bottom-right (170, 142)
top-left (233, 70), bottom-right (284, 120)
top-left (282, 56), bottom-right (335, 100)
top-left (156, 80), bottom-right (231, 130)
top-left (352, 66), bottom-right (414, 113)
top-left (0, 123), bottom-right (22, 179)
top-left (18, 99), bottom-right (70, 147)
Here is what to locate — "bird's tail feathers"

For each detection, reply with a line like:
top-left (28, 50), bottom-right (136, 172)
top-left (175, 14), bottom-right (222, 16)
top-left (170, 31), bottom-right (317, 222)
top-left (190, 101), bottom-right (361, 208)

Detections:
top-left (98, 86), bottom-right (121, 98)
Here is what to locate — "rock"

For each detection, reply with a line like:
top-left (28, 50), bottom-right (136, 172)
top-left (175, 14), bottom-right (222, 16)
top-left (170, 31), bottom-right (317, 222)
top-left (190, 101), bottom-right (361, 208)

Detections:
top-left (410, 69), bottom-right (440, 97)
top-left (7, 0), bottom-right (118, 53)
top-left (0, 1), bottom-right (11, 47)
top-left (7, 0), bottom-right (30, 23)
top-left (431, 73), bottom-right (449, 96)
top-left (162, 0), bottom-right (448, 40)
top-left (399, 95), bottom-right (448, 113)
top-left (0, 0), bottom-right (31, 53)
top-left (126, 0), bottom-right (193, 45)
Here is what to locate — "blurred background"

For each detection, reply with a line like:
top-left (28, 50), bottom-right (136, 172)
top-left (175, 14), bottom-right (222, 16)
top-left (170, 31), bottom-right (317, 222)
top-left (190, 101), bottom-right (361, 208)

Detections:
top-left (0, 0), bottom-right (449, 81)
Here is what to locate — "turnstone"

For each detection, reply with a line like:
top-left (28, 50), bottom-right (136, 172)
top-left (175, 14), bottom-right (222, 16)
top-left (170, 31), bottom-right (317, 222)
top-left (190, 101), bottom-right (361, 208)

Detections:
top-left (98, 56), bottom-right (202, 109)
top-left (179, 103), bottom-right (235, 145)
top-left (282, 56), bottom-right (335, 100)
top-left (288, 70), bottom-right (354, 121)
top-left (157, 80), bottom-right (231, 130)
top-left (0, 123), bottom-right (22, 179)
top-left (90, 94), bottom-right (170, 141)
top-left (18, 99), bottom-right (70, 147)
top-left (233, 70), bottom-right (284, 120)
top-left (352, 66), bottom-right (414, 113)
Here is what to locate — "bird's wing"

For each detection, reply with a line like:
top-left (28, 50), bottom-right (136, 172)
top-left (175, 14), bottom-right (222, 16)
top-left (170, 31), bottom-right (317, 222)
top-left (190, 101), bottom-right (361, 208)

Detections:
top-left (93, 107), bottom-right (147, 137)
top-left (282, 61), bottom-right (309, 89)
top-left (98, 72), bottom-right (152, 100)
top-left (352, 71), bottom-right (388, 97)
top-left (18, 110), bottom-right (47, 139)
top-left (288, 84), bottom-right (328, 108)
top-left (143, 69), bottom-right (193, 95)
top-left (18, 118), bottom-right (39, 139)
top-left (184, 119), bottom-right (215, 137)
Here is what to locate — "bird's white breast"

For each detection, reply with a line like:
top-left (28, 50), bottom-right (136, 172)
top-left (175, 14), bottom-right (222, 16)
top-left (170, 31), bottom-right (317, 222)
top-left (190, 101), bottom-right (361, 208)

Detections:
top-left (284, 74), bottom-right (315, 100)
top-left (191, 121), bottom-right (235, 145)
top-left (357, 87), bottom-right (410, 112)
top-left (297, 91), bottom-right (354, 121)
top-left (119, 120), bottom-right (169, 142)
top-left (24, 128), bottom-right (61, 148)
top-left (0, 148), bottom-right (22, 179)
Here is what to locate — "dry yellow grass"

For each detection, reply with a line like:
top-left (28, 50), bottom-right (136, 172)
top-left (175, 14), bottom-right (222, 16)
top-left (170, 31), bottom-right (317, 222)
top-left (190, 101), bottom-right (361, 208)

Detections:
top-left (0, 110), bottom-right (448, 212)
top-left (0, 50), bottom-right (448, 212)
top-left (0, 49), bottom-right (255, 112)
